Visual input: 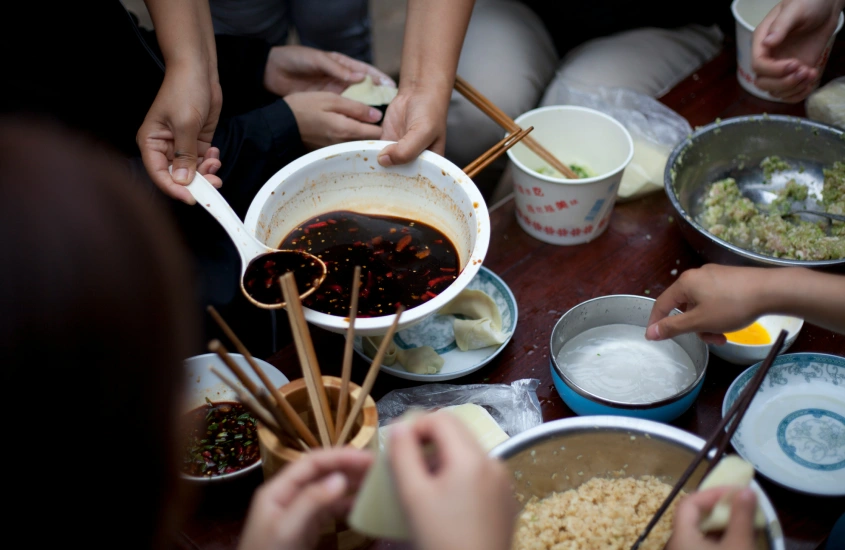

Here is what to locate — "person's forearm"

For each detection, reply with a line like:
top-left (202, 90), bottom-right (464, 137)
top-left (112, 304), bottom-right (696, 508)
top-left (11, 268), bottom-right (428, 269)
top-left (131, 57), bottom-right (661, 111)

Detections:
top-left (398, 0), bottom-right (474, 93)
top-left (143, 0), bottom-right (217, 74)
top-left (763, 267), bottom-right (845, 334)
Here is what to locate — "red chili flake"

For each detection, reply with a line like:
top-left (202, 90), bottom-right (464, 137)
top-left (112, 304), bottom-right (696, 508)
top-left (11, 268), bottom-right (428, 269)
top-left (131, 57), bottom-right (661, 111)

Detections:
top-left (348, 227), bottom-right (359, 232)
top-left (307, 221), bottom-right (328, 229)
top-left (329, 284), bottom-right (343, 293)
top-left (422, 291), bottom-right (438, 300)
top-left (440, 267), bottom-right (456, 272)
top-left (427, 275), bottom-right (453, 287)
top-left (416, 249), bottom-right (431, 259)
top-left (401, 228), bottom-right (410, 233)
top-left (373, 249), bottom-right (384, 255)
top-left (264, 260), bottom-right (275, 268)
top-left (396, 235), bottom-right (412, 252)
top-left (385, 272), bottom-right (393, 278)
top-left (394, 302), bottom-right (402, 309)
top-left (371, 236), bottom-right (383, 245)
top-left (327, 219), bottom-right (337, 224)
top-left (434, 239), bottom-right (443, 244)
top-left (304, 228), bottom-right (310, 235)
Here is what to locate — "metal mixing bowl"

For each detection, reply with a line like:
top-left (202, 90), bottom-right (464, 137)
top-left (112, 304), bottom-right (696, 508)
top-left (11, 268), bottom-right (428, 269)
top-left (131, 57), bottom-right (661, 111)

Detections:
top-left (664, 115), bottom-right (845, 270)
top-left (491, 416), bottom-right (785, 549)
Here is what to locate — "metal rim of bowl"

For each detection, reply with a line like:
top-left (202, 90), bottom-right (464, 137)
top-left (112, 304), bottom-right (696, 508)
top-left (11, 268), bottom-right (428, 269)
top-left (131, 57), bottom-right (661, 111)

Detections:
top-left (489, 415), bottom-right (785, 550)
top-left (663, 114), bottom-right (845, 269)
top-left (550, 294), bottom-right (709, 410)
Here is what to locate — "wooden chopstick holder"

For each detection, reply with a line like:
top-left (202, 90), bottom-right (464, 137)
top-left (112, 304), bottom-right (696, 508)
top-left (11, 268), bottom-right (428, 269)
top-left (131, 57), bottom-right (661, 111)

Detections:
top-left (335, 265), bottom-right (362, 442)
top-left (206, 305), bottom-right (320, 448)
top-left (337, 306), bottom-right (405, 446)
top-left (454, 75), bottom-right (579, 179)
top-left (279, 272), bottom-right (335, 448)
top-left (629, 329), bottom-right (788, 550)
top-left (464, 126), bottom-right (534, 179)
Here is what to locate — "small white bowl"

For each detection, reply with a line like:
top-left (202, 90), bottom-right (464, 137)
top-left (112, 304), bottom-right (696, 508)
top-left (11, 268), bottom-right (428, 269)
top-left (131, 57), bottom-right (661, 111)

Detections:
top-left (244, 140), bottom-right (490, 337)
top-left (708, 314), bottom-right (804, 366)
top-left (180, 353), bottom-right (290, 482)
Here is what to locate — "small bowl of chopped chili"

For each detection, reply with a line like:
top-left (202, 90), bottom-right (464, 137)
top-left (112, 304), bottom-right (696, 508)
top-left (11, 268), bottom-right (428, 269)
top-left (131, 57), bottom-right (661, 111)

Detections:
top-left (180, 353), bottom-right (290, 482)
top-left (243, 140), bottom-right (491, 337)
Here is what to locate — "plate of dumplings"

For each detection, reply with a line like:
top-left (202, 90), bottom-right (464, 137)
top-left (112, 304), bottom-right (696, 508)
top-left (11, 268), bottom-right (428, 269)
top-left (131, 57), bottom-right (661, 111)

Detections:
top-left (352, 266), bottom-right (518, 381)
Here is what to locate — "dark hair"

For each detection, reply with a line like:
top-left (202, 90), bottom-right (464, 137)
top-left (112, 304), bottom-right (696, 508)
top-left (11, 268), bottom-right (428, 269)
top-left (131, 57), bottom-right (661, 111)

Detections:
top-left (0, 116), bottom-right (199, 548)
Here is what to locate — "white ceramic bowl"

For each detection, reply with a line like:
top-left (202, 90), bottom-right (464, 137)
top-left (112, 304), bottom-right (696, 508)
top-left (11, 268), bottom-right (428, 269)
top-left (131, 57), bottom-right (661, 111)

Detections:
top-left (506, 106), bottom-right (633, 245)
top-left (244, 141), bottom-right (490, 337)
top-left (180, 353), bottom-right (290, 482)
top-left (708, 314), bottom-right (804, 366)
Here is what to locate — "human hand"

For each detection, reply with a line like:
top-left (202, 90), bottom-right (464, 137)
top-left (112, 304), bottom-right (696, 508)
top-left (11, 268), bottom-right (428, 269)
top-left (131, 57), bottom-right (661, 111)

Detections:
top-left (285, 91), bottom-right (384, 150)
top-left (645, 264), bottom-right (771, 345)
top-left (237, 448), bottom-right (374, 550)
top-left (751, 0), bottom-right (845, 102)
top-left (388, 412), bottom-right (516, 550)
top-left (378, 81), bottom-right (450, 167)
top-left (264, 45), bottom-right (395, 97)
top-left (666, 487), bottom-right (758, 550)
top-left (136, 64), bottom-right (222, 204)
top-left (197, 146), bottom-right (223, 188)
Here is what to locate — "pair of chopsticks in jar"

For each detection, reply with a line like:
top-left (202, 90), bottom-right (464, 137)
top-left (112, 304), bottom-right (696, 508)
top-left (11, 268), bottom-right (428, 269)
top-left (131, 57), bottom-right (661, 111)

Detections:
top-left (630, 329), bottom-right (789, 550)
top-left (455, 75), bottom-right (580, 179)
top-left (207, 266), bottom-right (404, 450)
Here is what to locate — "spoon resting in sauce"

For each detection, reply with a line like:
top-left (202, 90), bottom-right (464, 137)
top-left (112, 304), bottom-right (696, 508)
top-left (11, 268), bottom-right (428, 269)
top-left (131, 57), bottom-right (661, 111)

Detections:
top-left (184, 172), bottom-right (327, 308)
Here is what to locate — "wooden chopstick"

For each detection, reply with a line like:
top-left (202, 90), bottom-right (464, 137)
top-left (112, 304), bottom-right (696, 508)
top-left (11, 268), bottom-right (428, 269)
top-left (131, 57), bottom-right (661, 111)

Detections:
top-left (335, 265), bottom-right (362, 443)
top-left (454, 75), bottom-right (580, 179)
top-left (208, 339), bottom-right (301, 442)
top-left (629, 329), bottom-right (788, 550)
top-left (206, 305), bottom-right (320, 448)
top-left (464, 126), bottom-right (534, 179)
top-left (207, 365), bottom-right (286, 442)
top-left (337, 305), bottom-right (405, 446)
top-left (279, 272), bottom-right (335, 448)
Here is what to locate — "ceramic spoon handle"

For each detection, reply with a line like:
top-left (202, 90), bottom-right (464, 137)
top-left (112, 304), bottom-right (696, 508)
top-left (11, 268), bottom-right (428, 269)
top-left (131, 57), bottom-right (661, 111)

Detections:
top-left (184, 172), bottom-right (269, 265)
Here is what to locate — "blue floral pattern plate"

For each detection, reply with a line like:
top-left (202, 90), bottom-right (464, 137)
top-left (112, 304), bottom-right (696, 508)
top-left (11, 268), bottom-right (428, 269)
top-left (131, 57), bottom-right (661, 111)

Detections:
top-left (722, 353), bottom-right (845, 496)
top-left (352, 266), bottom-right (518, 382)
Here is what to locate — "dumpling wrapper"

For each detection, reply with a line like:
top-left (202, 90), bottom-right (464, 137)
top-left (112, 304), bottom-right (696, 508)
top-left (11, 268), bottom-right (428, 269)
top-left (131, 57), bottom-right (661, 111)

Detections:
top-left (340, 75), bottom-right (398, 106)
top-left (362, 336), bottom-right (443, 374)
top-left (348, 406), bottom-right (509, 540)
top-left (698, 454), bottom-right (767, 532)
top-left (438, 289), bottom-right (511, 351)
top-left (453, 318), bottom-right (510, 351)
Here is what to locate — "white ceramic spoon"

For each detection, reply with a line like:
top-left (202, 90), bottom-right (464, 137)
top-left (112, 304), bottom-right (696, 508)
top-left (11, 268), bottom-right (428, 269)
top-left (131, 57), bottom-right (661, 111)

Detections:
top-left (185, 172), bottom-right (326, 309)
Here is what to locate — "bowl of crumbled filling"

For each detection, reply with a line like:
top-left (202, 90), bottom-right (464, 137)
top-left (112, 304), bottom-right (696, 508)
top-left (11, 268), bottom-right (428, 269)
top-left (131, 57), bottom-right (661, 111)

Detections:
top-left (665, 114), bottom-right (845, 270)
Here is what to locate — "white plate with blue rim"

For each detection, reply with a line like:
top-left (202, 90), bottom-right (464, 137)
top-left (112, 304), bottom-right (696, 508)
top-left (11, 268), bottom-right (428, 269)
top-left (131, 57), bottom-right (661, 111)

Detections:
top-left (352, 266), bottom-right (518, 382)
top-left (722, 352), bottom-right (845, 496)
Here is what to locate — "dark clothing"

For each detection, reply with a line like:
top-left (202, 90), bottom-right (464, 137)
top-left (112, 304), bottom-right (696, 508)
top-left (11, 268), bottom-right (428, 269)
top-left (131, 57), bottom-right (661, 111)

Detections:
top-left (6, 1), bottom-right (303, 356)
top-left (520, 1), bottom-right (732, 57)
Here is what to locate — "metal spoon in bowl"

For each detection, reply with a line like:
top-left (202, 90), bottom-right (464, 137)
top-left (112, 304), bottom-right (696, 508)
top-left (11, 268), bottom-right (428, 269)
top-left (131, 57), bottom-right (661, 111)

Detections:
top-left (185, 172), bottom-right (327, 309)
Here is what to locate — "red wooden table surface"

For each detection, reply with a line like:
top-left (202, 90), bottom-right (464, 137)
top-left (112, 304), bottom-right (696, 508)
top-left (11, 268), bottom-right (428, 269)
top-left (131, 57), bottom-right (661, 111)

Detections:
top-left (179, 39), bottom-right (845, 550)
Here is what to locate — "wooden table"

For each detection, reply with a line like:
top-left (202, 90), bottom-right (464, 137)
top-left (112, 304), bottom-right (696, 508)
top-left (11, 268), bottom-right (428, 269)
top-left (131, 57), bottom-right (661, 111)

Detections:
top-left (179, 39), bottom-right (845, 550)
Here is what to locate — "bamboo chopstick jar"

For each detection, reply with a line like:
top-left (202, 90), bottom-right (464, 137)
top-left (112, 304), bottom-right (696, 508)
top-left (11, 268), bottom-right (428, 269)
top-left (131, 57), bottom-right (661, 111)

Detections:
top-left (257, 375), bottom-right (378, 550)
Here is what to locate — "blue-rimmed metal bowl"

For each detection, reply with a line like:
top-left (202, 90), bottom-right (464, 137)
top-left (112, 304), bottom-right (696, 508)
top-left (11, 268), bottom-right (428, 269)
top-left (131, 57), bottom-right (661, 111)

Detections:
top-left (723, 352), bottom-right (845, 496)
top-left (550, 295), bottom-right (708, 423)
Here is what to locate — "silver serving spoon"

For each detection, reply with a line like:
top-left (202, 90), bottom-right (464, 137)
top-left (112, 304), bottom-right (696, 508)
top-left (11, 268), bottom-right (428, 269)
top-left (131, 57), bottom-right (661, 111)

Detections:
top-left (185, 172), bottom-right (327, 309)
top-left (741, 188), bottom-right (844, 224)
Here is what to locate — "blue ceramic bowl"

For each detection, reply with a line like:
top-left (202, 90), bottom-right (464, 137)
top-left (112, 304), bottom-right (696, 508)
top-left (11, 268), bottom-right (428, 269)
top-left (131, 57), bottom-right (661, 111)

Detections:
top-left (550, 295), bottom-right (708, 423)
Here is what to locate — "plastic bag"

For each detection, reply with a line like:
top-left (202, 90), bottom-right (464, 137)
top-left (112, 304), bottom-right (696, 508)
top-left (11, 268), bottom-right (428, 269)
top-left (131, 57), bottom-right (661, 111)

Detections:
top-left (546, 84), bottom-right (692, 202)
top-left (376, 378), bottom-right (542, 438)
top-left (806, 76), bottom-right (845, 129)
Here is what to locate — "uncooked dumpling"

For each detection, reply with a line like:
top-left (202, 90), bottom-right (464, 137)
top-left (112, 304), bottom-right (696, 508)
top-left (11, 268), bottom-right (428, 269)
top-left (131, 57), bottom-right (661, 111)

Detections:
top-left (453, 318), bottom-right (510, 351)
top-left (698, 454), bottom-right (767, 532)
top-left (362, 336), bottom-right (442, 374)
top-left (435, 403), bottom-right (509, 452)
top-left (396, 346), bottom-right (444, 375)
top-left (438, 289), bottom-right (503, 329)
top-left (362, 335), bottom-right (398, 366)
top-left (438, 289), bottom-right (511, 351)
top-left (341, 75), bottom-right (398, 106)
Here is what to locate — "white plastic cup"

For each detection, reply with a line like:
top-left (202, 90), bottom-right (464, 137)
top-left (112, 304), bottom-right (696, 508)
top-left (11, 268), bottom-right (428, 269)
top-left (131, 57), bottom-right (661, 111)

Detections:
top-left (506, 106), bottom-right (634, 246)
top-left (732, 0), bottom-right (844, 102)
